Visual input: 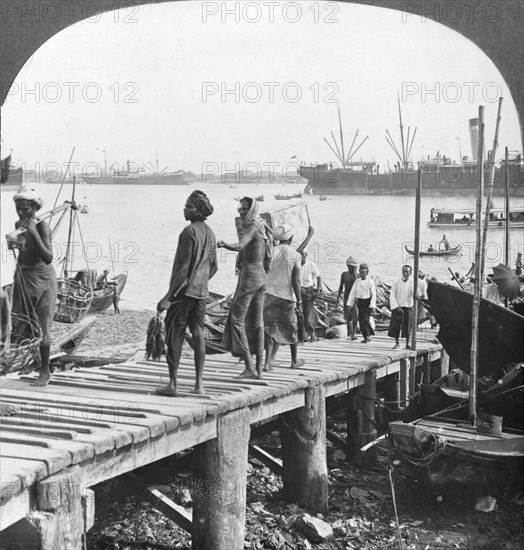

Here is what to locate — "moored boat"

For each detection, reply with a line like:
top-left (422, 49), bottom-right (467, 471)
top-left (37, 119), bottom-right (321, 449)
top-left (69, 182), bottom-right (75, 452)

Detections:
top-left (424, 279), bottom-right (524, 378)
top-left (89, 272), bottom-right (128, 313)
top-left (428, 207), bottom-right (524, 228)
top-left (405, 244), bottom-right (461, 256)
top-left (274, 192), bottom-right (302, 200)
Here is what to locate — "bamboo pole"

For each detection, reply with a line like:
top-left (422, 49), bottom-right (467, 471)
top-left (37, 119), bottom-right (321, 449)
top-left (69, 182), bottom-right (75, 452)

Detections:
top-left (480, 97), bottom-right (503, 278)
top-left (51, 146), bottom-right (75, 215)
top-left (504, 147), bottom-right (510, 266)
top-left (411, 168), bottom-right (422, 356)
top-left (504, 147), bottom-right (510, 308)
top-left (469, 105), bottom-right (485, 427)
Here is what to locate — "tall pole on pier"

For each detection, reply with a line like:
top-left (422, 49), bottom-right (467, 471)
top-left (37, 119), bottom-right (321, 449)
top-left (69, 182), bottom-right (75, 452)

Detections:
top-left (470, 105), bottom-right (485, 427)
top-left (409, 167), bottom-right (422, 395)
top-left (504, 147), bottom-right (510, 266)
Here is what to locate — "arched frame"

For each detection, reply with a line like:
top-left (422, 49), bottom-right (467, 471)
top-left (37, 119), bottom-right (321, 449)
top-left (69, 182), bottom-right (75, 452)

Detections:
top-left (1, 0), bottom-right (523, 147)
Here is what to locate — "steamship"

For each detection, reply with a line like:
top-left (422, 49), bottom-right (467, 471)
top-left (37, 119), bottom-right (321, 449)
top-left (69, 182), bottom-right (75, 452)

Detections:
top-left (299, 112), bottom-right (524, 196)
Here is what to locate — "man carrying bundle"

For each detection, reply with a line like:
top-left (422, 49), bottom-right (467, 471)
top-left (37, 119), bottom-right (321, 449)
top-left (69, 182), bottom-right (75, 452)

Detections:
top-left (263, 225), bottom-right (303, 371)
top-left (156, 191), bottom-right (217, 396)
top-left (6, 186), bottom-right (57, 387)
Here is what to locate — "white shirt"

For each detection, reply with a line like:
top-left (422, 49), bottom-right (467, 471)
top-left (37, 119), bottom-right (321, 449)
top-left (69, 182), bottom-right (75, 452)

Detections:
top-left (390, 278), bottom-right (414, 309)
top-left (300, 260), bottom-right (320, 288)
top-left (266, 244), bottom-right (302, 302)
top-left (347, 277), bottom-right (377, 309)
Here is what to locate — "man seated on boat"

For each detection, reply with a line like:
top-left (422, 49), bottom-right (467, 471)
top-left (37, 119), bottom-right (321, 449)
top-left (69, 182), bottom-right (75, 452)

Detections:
top-left (6, 186), bottom-right (57, 387)
top-left (427, 244), bottom-right (434, 252)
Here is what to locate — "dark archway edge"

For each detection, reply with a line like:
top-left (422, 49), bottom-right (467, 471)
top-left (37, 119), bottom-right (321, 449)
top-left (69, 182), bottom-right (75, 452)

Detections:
top-left (1, 0), bottom-right (523, 146)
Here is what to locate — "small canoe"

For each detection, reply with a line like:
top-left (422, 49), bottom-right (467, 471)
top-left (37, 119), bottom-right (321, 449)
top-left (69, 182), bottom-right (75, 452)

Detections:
top-left (404, 244), bottom-right (462, 256)
top-left (89, 272), bottom-right (128, 313)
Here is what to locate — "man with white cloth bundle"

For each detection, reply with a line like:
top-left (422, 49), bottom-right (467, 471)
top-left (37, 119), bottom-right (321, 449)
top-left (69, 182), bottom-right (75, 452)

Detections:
top-left (263, 224), bottom-right (304, 370)
top-left (388, 265), bottom-right (414, 349)
top-left (6, 186), bottom-right (57, 386)
top-left (346, 263), bottom-right (377, 343)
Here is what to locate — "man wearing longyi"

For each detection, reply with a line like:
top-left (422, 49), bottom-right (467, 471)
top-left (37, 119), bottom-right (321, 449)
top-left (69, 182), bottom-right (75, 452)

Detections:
top-left (6, 186), bottom-right (57, 387)
top-left (156, 191), bottom-right (217, 397)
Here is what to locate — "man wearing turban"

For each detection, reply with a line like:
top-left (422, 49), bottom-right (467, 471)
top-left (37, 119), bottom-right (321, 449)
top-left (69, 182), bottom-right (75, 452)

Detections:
top-left (7, 186), bottom-right (57, 386)
top-left (337, 256), bottom-right (359, 340)
top-left (156, 190), bottom-right (218, 396)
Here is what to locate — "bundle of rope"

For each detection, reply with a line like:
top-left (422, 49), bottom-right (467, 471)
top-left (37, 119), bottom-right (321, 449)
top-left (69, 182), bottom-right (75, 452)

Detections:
top-left (146, 313), bottom-right (166, 361)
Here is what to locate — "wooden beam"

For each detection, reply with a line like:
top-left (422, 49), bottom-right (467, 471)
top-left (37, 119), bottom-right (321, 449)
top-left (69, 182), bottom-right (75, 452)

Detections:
top-left (143, 488), bottom-right (192, 534)
top-left (280, 385), bottom-right (328, 514)
top-left (248, 444), bottom-right (283, 476)
top-left (192, 408), bottom-right (251, 550)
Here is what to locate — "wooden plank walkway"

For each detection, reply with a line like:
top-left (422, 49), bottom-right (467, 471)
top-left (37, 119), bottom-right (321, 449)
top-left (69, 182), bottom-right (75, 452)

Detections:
top-left (0, 330), bottom-right (441, 548)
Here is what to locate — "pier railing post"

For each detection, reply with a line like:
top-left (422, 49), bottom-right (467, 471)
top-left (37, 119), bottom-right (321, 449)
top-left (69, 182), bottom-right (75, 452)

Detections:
top-left (280, 385), bottom-right (329, 514)
top-left (192, 408), bottom-right (250, 550)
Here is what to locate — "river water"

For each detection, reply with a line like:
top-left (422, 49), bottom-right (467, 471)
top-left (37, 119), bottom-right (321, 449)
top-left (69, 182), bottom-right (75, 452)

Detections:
top-left (1, 182), bottom-right (522, 311)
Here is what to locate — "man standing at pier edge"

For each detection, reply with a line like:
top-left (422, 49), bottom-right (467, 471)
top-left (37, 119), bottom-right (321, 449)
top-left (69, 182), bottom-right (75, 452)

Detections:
top-left (156, 191), bottom-right (217, 396)
top-left (388, 265), bottom-right (413, 349)
top-left (346, 263), bottom-right (376, 343)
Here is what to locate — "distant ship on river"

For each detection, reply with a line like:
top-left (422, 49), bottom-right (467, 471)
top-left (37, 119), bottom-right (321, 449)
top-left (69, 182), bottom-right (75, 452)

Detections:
top-left (80, 159), bottom-right (195, 185)
top-left (299, 106), bottom-right (524, 196)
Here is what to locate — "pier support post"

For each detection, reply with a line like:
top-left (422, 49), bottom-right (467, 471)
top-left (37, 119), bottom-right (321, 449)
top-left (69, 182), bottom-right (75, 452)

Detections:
top-left (384, 372), bottom-right (401, 413)
top-left (280, 385), bottom-right (328, 514)
top-left (192, 408), bottom-right (250, 550)
top-left (358, 370), bottom-right (378, 468)
top-left (20, 472), bottom-right (85, 550)
top-left (399, 358), bottom-right (409, 408)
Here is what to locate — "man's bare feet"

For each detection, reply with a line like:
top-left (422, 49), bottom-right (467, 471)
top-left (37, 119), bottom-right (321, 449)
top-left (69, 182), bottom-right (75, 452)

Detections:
top-left (192, 386), bottom-right (205, 395)
top-left (238, 369), bottom-right (258, 379)
top-left (0, 402), bottom-right (19, 417)
top-left (31, 373), bottom-right (50, 387)
top-left (291, 358), bottom-right (305, 369)
top-left (155, 385), bottom-right (180, 397)
top-left (263, 365), bottom-right (273, 372)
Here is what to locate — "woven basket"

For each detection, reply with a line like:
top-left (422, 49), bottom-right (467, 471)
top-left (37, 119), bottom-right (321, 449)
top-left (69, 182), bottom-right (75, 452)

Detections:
top-left (0, 312), bottom-right (42, 376)
top-left (54, 279), bottom-right (93, 324)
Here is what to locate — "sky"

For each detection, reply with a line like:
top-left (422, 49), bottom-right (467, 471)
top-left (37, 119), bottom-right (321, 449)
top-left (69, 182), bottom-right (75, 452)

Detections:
top-left (1, 1), bottom-right (522, 178)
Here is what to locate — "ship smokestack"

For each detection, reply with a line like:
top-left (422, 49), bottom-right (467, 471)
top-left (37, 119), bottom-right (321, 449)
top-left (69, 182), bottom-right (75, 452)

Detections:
top-left (469, 118), bottom-right (479, 161)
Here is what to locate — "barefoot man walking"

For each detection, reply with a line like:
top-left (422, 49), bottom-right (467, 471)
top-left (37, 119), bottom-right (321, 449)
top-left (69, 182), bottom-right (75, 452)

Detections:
top-left (156, 191), bottom-right (217, 397)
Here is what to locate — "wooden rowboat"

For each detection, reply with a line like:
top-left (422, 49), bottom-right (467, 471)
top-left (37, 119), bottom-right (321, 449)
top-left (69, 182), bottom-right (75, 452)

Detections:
top-left (89, 272), bottom-right (128, 313)
top-left (405, 244), bottom-right (462, 256)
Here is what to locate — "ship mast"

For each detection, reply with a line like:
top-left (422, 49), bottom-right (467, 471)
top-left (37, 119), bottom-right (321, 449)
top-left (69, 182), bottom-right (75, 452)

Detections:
top-left (338, 105), bottom-right (346, 170)
top-left (398, 95), bottom-right (407, 167)
top-left (324, 108), bottom-right (369, 169)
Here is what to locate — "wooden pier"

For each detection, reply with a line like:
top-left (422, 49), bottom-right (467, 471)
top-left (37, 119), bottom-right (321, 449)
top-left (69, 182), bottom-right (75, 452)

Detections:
top-left (0, 331), bottom-right (442, 549)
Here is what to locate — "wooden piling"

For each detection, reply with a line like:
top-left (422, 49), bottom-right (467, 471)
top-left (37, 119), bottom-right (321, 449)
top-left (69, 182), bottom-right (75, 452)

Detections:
top-left (192, 408), bottom-right (250, 550)
top-left (437, 349), bottom-right (450, 379)
top-left (18, 472), bottom-right (85, 550)
top-left (358, 370), bottom-right (378, 468)
top-left (280, 385), bottom-right (328, 514)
